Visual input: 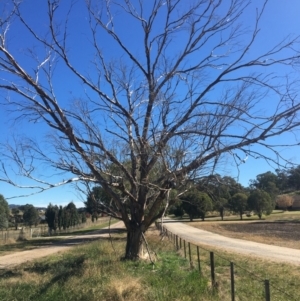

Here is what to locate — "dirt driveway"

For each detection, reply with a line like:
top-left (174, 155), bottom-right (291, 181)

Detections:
top-left (163, 220), bottom-right (300, 265)
top-left (0, 221), bottom-right (125, 270)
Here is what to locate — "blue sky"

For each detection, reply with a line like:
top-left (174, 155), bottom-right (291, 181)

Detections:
top-left (0, 0), bottom-right (300, 207)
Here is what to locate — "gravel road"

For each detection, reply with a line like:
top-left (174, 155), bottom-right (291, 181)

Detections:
top-left (0, 221), bottom-right (125, 270)
top-left (2, 220), bottom-right (300, 269)
top-left (163, 220), bottom-right (300, 265)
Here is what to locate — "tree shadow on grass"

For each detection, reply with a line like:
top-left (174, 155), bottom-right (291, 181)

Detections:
top-left (0, 254), bottom-right (86, 298)
top-left (25, 254), bottom-right (86, 296)
top-left (0, 269), bottom-right (23, 278)
top-left (24, 254), bottom-right (85, 275)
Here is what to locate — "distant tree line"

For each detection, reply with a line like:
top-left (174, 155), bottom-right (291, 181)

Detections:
top-left (168, 175), bottom-right (249, 220)
top-left (2, 164), bottom-right (300, 230)
top-left (45, 202), bottom-right (87, 233)
top-left (168, 167), bottom-right (300, 221)
top-left (0, 198), bottom-right (41, 229)
top-left (170, 190), bottom-right (274, 221)
top-left (86, 166), bottom-right (300, 222)
top-left (249, 166), bottom-right (300, 195)
top-left (0, 195), bottom-right (89, 232)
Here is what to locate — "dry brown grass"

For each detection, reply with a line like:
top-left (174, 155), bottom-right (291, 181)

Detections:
top-left (106, 276), bottom-right (146, 301)
top-left (5, 238), bottom-right (16, 244)
top-left (191, 216), bottom-right (300, 249)
top-left (4, 269), bottom-right (48, 286)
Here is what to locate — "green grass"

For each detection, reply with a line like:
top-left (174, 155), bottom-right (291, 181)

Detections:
top-left (0, 232), bottom-right (210, 301)
top-left (1, 226), bottom-right (299, 300)
top-left (179, 242), bottom-right (300, 301)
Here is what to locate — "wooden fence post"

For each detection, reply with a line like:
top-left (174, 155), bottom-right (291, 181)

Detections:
top-left (264, 279), bottom-right (270, 301)
top-left (210, 252), bottom-right (216, 288)
top-left (230, 262), bottom-right (235, 301)
top-left (188, 242), bottom-right (192, 263)
top-left (197, 246), bottom-right (201, 273)
top-left (184, 240), bottom-right (186, 258)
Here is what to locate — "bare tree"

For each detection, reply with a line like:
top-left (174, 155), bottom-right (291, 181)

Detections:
top-left (0, 0), bottom-right (300, 259)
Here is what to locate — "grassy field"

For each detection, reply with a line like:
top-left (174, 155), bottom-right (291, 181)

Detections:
top-left (186, 210), bottom-right (300, 249)
top-left (0, 225), bottom-right (299, 300)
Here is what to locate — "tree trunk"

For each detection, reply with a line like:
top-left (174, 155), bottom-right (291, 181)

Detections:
top-left (124, 225), bottom-right (143, 260)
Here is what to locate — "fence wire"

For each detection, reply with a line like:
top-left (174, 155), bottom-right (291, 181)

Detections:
top-left (155, 221), bottom-right (298, 301)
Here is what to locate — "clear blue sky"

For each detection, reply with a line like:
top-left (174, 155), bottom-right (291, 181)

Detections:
top-left (0, 0), bottom-right (300, 207)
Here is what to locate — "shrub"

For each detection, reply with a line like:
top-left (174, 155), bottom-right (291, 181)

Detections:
top-left (276, 195), bottom-right (294, 210)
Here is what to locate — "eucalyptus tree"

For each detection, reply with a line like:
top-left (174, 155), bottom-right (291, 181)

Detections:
top-left (22, 204), bottom-right (40, 227)
top-left (287, 166), bottom-right (300, 191)
top-left (0, 0), bottom-right (300, 259)
top-left (249, 171), bottom-right (279, 200)
top-left (0, 194), bottom-right (9, 229)
top-left (248, 189), bottom-right (274, 219)
top-left (181, 189), bottom-right (213, 221)
top-left (230, 192), bottom-right (248, 220)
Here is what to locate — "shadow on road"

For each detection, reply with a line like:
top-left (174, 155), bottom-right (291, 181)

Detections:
top-left (46, 228), bottom-right (127, 248)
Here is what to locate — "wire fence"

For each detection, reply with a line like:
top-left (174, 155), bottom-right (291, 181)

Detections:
top-left (0, 217), bottom-right (110, 244)
top-left (155, 221), bottom-right (297, 301)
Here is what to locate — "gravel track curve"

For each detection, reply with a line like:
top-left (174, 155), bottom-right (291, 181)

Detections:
top-left (163, 220), bottom-right (300, 265)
